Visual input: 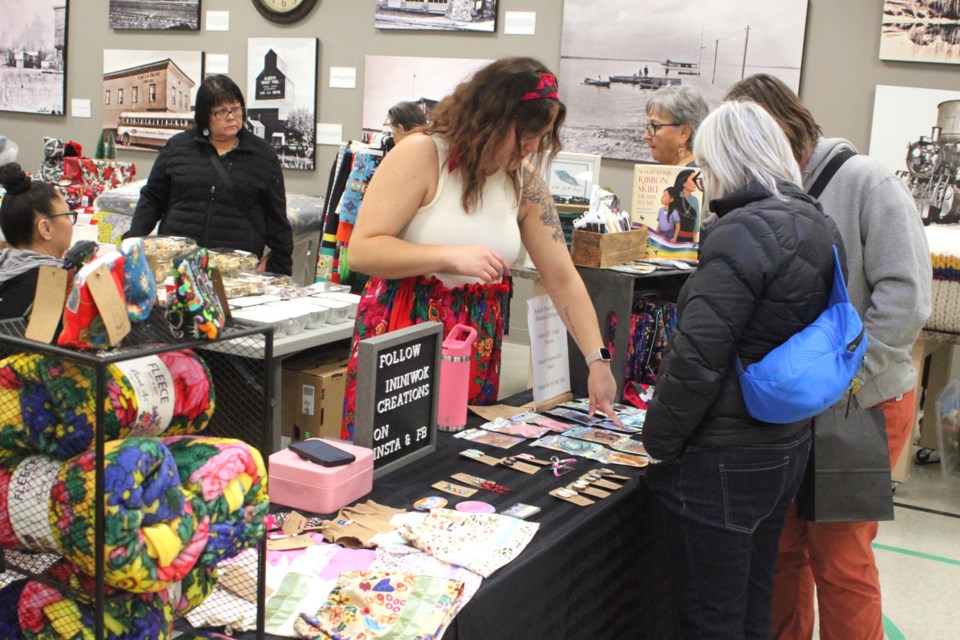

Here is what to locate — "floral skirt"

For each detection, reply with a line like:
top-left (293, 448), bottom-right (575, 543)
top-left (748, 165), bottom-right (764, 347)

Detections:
top-left (341, 276), bottom-right (510, 440)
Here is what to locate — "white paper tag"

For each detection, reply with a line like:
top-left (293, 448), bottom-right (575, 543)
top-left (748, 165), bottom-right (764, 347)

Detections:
top-left (302, 384), bottom-right (316, 416)
top-left (8, 456), bottom-right (61, 553)
top-left (114, 356), bottom-right (176, 436)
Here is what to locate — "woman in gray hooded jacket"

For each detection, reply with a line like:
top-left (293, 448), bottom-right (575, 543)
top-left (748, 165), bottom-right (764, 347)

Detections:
top-left (0, 163), bottom-right (74, 319)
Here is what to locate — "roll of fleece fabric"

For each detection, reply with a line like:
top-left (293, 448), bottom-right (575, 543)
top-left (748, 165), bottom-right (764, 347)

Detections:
top-left (0, 349), bottom-right (215, 461)
top-left (162, 436), bottom-right (269, 567)
top-left (0, 438), bottom-right (209, 593)
top-left (16, 561), bottom-right (218, 640)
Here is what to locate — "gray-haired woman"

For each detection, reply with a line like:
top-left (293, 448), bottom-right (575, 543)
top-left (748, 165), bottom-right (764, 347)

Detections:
top-left (641, 100), bottom-right (846, 639)
top-left (642, 84), bottom-right (709, 167)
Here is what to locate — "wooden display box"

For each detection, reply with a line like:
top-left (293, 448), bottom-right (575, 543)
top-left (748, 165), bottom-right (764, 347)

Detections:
top-left (571, 228), bottom-right (647, 268)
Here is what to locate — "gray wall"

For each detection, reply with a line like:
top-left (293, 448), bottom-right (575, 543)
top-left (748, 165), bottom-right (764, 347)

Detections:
top-left (1, 0), bottom-right (957, 203)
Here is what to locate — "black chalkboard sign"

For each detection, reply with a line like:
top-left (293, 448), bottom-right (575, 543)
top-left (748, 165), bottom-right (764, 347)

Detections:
top-left (354, 322), bottom-right (442, 478)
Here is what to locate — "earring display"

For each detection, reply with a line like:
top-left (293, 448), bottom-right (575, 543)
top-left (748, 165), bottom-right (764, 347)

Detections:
top-left (432, 481), bottom-right (479, 498)
top-left (550, 487), bottom-right (595, 507)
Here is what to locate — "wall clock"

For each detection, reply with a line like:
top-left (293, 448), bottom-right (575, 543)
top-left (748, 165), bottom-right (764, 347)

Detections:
top-left (251, 0), bottom-right (319, 24)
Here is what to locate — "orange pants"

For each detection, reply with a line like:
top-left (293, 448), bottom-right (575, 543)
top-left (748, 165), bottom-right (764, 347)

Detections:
top-left (770, 390), bottom-right (915, 640)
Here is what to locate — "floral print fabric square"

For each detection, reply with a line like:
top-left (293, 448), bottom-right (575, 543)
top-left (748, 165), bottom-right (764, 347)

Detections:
top-left (294, 571), bottom-right (464, 640)
top-left (399, 509), bottom-right (539, 578)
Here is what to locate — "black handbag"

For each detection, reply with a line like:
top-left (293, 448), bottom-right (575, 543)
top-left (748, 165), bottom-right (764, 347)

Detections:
top-left (795, 401), bottom-right (894, 522)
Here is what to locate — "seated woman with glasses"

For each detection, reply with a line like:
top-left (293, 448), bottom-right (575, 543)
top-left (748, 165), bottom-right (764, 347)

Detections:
top-left (125, 74), bottom-right (293, 275)
top-left (0, 163), bottom-right (75, 320)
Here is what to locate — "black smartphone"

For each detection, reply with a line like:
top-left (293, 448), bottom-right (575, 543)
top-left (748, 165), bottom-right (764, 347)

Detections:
top-left (288, 439), bottom-right (356, 467)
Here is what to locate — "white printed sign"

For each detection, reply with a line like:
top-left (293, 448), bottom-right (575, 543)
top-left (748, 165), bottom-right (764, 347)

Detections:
top-left (527, 294), bottom-right (571, 403)
top-left (114, 356), bottom-right (176, 436)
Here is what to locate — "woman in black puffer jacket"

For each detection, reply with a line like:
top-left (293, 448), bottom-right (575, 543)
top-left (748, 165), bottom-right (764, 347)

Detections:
top-left (642, 101), bottom-right (845, 640)
top-left (124, 75), bottom-right (293, 275)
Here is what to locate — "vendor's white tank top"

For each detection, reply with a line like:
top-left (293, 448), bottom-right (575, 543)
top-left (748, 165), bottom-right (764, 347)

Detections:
top-left (398, 136), bottom-right (522, 288)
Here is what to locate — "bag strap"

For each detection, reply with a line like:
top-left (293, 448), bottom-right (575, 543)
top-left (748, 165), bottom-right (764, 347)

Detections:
top-left (806, 148), bottom-right (856, 199)
top-left (205, 144), bottom-right (252, 219)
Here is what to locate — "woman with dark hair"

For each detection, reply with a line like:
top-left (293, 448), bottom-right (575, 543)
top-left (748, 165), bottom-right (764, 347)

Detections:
top-left (125, 74), bottom-right (293, 275)
top-left (386, 101), bottom-right (427, 143)
top-left (340, 57), bottom-right (621, 439)
top-left (673, 168), bottom-right (702, 241)
top-left (0, 163), bottom-right (74, 319)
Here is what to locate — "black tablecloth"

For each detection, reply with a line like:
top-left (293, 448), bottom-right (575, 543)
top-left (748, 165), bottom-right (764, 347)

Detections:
top-left (243, 391), bottom-right (681, 639)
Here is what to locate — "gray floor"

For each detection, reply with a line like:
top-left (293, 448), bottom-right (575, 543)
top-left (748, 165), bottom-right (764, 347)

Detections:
top-left (498, 339), bottom-right (960, 640)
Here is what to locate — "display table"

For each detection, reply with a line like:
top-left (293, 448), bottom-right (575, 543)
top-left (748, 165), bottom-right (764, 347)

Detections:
top-left (245, 391), bottom-right (682, 640)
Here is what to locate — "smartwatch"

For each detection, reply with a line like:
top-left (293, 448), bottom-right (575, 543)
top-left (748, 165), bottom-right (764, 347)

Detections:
top-left (585, 347), bottom-right (612, 366)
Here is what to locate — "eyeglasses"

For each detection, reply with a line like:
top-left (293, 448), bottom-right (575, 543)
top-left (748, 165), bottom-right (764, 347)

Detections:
top-left (212, 106), bottom-right (243, 120)
top-left (645, 122), bottom-right (682, 136)
top-left (48, 211), bottom-right (78, 224)
top-left (693, 171), bottom-right (704, 191)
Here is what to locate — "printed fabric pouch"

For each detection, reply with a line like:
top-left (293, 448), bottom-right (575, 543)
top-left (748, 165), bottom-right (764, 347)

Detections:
top-left (119, 237), bottom-right (156, 322)
top-left (734, 246), bottom-right (867, 424)
top-left (167, 248), bottom-right (225, 340)
top-left (58, 252), bottom-right (126, 350)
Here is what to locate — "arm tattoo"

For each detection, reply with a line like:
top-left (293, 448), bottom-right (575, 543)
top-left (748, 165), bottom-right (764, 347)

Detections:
top-left (562, 306), bottom-right (581, 349)
top-left (522, 165), bottom-right (565, 244)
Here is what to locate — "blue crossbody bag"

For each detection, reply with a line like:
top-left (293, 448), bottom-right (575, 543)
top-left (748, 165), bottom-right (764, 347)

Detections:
top-left (735, 149), bottom-right (866, 424)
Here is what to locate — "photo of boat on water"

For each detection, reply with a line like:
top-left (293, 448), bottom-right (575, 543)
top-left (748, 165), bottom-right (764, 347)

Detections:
top-left (559, 0), bottom-right (809, 162)
top-left (879, 1), bottom-right (960, 65)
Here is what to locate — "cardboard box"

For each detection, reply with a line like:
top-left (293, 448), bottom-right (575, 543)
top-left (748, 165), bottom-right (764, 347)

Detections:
top-left (571, 228), bottom-right (647, 269)
top-left (281, 350), bottom-right (349, 441)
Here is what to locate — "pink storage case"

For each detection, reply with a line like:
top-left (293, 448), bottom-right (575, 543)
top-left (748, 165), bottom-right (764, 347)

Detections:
top-left (269, 439), bottom-right (374, 514)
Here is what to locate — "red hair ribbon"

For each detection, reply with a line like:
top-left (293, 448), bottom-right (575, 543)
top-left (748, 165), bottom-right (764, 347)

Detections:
top-left (520, 72), bottom-right (559, 102)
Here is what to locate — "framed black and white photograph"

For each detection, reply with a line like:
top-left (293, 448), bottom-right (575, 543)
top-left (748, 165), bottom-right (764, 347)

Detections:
top-left (247, 38), bottom-right (318, 171)
top-left (880, 1), bottom-right (960, 64)
top-left (375, 0), bottom-right (497, 32)
top-left (362, 55), bottom-right (492, 141)
top-left (558, 0), bottom-right (808, 162)
top-left (109, 0), bottom-right (201, 31)
top-left (545, 151), bottom-right (601, 200)
top-left (102, 49), bottom-right (204, 151)
top-left (870, 84), bottom-right (960, 225)
top-left (0, 0), bottom-right (68, 115)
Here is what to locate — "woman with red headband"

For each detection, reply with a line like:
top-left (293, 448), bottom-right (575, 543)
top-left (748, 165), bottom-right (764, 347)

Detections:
top-left (340, 57), bottom-right (620, 439)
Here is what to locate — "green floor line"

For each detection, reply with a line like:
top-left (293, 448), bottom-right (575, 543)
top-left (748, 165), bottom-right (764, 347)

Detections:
top-left (872, 542), bottom-right (960, 567)
top-left (883, 614), bottom-right (906, 640)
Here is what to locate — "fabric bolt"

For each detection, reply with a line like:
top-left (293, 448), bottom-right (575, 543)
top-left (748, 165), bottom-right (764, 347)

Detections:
top-left (0, 349), bottom-right (214, 460)
top-left (119, 237), bottom-right (156, 322)
top-left (399, 508), bottom-right (539, 578)
top-left (162, 436), bottom-right (269, 566)
top-left (771, 390), bottom-right (915, 640)
top-left (58, 252), bottom-right (126, 350)
top-left (293, 571), bottom-right (465, 640)
top-left (16, 561), bottom-right (216, 640)
top-left (341, 275), bottom-right (509, 440)
top-left (0, 579), bottom-right (27, 639)
top-left (0, 438), bottom-right (210, 593)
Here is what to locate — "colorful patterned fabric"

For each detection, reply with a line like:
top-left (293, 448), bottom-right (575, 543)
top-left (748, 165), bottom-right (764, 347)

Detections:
top-left (398, 508), bottom-right (539, 578)
top-left (119, 237), bottom-right (156, 322)
top-left (336, 152), bottom-right (382, 226)
top-left (294, 571), bottom-right (465, 640)
top-left (0, 349), bottom-right (215, 460)
top-left (0, 579), bottom-right (27, 639)
top-left (341, 275), bottom-right (509, 440)
top-left (58, 252), bottom-right (126, 350)
top-left (18, 561), bottom-right (175, 640)
top-left (0, 438), bottom-right (210, 593)
top-left (168, 249), bottom-right (225, 340)
top-left (162, 436), bottom-right (269, 566)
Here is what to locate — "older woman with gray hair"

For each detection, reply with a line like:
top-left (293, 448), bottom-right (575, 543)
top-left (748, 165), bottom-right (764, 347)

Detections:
top-left (642, 84), bottom-right (709, 167)
top-left (641, 100), bottom-right (846, 639)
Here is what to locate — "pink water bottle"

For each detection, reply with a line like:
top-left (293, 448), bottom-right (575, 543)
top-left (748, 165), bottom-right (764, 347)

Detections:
top-left (437, 324), bottom-right (478, 432)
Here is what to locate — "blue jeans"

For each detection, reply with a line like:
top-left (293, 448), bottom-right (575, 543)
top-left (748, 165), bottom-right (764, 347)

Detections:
top-left (644, 429), bottom-right (811, 640)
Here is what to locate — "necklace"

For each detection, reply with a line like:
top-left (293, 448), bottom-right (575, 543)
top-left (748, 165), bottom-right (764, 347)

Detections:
top-left (217, 137), bottom-right (240, 156)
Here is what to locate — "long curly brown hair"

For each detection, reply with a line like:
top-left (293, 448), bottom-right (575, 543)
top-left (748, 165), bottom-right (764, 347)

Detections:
top-left (423, 57), bottom-right (566, 213)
